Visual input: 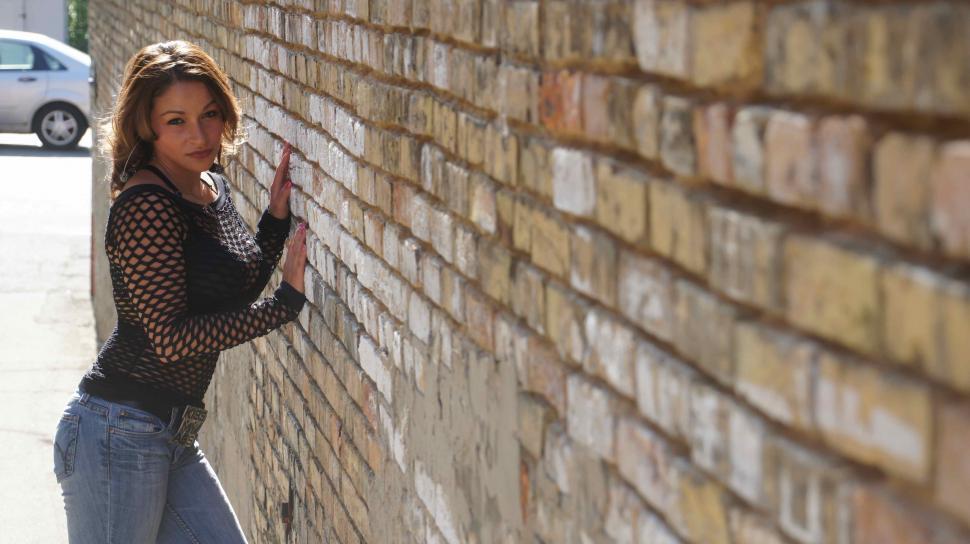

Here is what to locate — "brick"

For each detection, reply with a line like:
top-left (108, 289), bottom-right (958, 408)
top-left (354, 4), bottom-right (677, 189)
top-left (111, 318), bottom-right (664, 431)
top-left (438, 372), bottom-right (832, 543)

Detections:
top-left (815, 351), bottom-right (932, 483)
top-left (784, 236), bottom-right (880, 354)
top-left (616, 417), bottom-right (679, 517)
top-left (729, 508), bottom-right (787, 544)
top-left (544, 282), bottom-right (587, 364)
top-left (937, 279), bottom-right (970, 392)
top-left (567, 374), bottom-right (615, 460)
top-left (687, 381), bottom-right (729, 476)
top-left (530, 209), bottom-right (570, 278)
top-left (694, 102), bottom-right (734, 185)
top-left (498, 64), bottom-right (539, 123)
top-left (632, 84), bottom-right (662, 160)
top-left (581, 73), bottom-right (612, 142)
top-left (660, 95), bottom-right (696, 177)
top-left (513, 332), bottom-right (567, 416)
top-left (595, 159), bottom-right (649, 244)
top-left (765, 110), bottom-right (816, 210)
top-left (930, 141), bottom-right (970, 258)
top-left (765, 439), bottom-right (847, 544)
top-left (816, 115), bottom-right (870, 219)
top-left (477, 240), bottom-right (513, 306)
top-left (764, 1), bottom-right (850, 98)
top-left (569, 225), bottom-right (617, 307)
top-left (650, 182), bottom-right (707, 275)
top-left (708, 204), bottom-right (784, 310)
top-left (731, 106), bottom-right (772, 195)
top-left (511, 262), bottom-right (545, 333)
top-left (674, 280), bottom-right (738, 385)
top-left (551, 147), bottom-right (595, 217)
top-left (442, 161), bottom-right (469, 216)
top-left (935, 400), bottom-right (970, 525)
top-left (872, 133), bottom-right (936, 249)
top-left (881, 264), bottom-right (940, 371)
top-left (690, 1), bottom-right (760, 88)
top-left (850, 485), bottom-right (936, 544)
top-left (675, 462), bottom-right (731, 544)
top-left (464, 287), bottom-right (494, 350)
top-left (484, 124), bottom-right (518, 185)
top-left (430, 207), bottom-right (454, 263)
top-left (468, 174), bottom-right (496, 236)
top-left (633, 0), bottom-right (689, 78)
top-left (518, 137), bottom-right (553, 198)
top-left (734, 321), bottom-right (816, 430)
top-left (635, 341), bottom-right (693, 440)
top-left (583, 308), bottom-right (635, 398)
top-left (500, 1), bottom-right (539, 57)
top-left (518, 394), bottom-right (551, 460)
top-left (454, 223), bottom-right (478, 280)
top-left (539, 70), bottom-right (583, 135)
top-left (618, 251), bottom-right (674, 342)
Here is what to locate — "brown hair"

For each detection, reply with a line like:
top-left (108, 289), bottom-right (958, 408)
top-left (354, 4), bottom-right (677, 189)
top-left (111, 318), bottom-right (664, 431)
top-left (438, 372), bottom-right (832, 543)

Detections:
top-left (100, 40), bottom-right (244, 199)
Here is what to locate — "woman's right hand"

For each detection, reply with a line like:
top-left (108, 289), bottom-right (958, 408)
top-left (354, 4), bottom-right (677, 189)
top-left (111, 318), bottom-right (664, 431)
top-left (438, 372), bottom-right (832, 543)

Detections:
top-left (282, 222), bottom-right (307, 293)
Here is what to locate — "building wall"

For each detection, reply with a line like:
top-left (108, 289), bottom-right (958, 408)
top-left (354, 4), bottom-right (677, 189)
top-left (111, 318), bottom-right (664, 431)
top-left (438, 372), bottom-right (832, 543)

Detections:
top-left (88, 1), bottom-right (970, 543)
top-left (0, 0), bottom-right (67, 42)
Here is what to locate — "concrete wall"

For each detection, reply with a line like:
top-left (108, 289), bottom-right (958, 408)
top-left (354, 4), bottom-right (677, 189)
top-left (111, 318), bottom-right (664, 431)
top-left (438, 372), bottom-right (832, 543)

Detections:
top-left (0, 0), bottom-right (67, 42)
top-left (88, 1), bottom-right (970, 543)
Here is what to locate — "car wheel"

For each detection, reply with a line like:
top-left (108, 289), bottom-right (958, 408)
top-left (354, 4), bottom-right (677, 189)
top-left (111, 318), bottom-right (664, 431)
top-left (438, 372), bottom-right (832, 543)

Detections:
top-left (33, 103), bottom-right (88, 150)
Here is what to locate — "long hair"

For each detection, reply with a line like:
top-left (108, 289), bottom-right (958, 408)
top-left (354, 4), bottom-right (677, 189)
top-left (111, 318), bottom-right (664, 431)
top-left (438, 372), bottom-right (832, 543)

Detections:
top-left (100, 41), bottom-right (244, 199)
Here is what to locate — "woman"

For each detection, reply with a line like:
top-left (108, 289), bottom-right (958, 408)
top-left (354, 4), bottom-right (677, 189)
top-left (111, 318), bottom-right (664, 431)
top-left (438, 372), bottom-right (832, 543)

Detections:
top-left (51, 40), bottom-right (307, 543)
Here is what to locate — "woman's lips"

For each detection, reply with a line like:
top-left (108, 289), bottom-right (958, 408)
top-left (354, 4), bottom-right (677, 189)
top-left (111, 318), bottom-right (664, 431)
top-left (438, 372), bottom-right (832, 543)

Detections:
top-left (188, 148), bottom-right (212, 159)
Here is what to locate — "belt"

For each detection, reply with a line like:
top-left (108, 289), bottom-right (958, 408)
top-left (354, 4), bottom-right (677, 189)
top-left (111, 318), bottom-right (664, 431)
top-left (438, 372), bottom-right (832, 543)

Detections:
top-left (79, 382), bottom-right (207, 447)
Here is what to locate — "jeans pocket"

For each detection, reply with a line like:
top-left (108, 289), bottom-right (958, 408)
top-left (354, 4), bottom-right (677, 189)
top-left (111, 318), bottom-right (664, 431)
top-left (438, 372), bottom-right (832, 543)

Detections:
top-left (112, 409), bottom-right (166, 436)
top-left (53, 414), bottom-right (79, 483)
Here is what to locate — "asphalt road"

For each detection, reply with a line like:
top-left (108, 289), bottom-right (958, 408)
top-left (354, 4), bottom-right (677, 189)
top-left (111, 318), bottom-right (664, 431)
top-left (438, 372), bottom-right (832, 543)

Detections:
top-left (0, 131), bottom-right (95, 543)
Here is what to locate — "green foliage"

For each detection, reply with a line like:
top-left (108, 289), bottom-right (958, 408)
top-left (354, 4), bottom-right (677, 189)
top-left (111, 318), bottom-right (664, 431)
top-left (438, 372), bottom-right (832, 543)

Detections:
top-left (67, 0), bottom-right (88, 53)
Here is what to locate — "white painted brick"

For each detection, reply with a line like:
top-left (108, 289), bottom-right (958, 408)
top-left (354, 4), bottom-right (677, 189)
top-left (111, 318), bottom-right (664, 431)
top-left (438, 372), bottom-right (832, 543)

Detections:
top-left (359, 335), bottom-right (392, 403)
top-left (567, 374), bottom-right (615, 460)
top-left (552, 148), bottom-right (595, 216)
top-left (431, 208), bottom-right (454, 263)
top-left (409, 291), bottom-right (432, 344)
top-left (584, 309), bottom-right (636, 397)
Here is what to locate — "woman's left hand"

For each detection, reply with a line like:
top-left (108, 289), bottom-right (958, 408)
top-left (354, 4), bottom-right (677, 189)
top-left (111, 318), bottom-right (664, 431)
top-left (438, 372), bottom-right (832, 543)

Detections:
top-left (268, 141), bottom-right (293, 220)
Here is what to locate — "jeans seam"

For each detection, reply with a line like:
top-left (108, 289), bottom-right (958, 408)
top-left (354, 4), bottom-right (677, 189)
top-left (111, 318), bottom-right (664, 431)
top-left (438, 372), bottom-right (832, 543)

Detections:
top-left (165, 503), bottom-right (203, 544)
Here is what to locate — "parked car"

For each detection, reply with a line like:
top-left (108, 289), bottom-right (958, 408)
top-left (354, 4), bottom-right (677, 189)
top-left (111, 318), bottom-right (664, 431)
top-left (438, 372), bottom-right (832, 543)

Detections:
top-left (0, 29), bottom-right (92, 149)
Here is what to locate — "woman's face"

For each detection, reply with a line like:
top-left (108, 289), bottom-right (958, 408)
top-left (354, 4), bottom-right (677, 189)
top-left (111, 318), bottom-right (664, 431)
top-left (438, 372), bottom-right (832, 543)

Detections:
top-left (149, 80), bottom-right (224, 174)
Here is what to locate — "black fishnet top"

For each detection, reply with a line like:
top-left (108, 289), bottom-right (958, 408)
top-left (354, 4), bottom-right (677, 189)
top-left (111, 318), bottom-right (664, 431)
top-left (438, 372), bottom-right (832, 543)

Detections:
top-left (80, 166), bottom-right (304, 407)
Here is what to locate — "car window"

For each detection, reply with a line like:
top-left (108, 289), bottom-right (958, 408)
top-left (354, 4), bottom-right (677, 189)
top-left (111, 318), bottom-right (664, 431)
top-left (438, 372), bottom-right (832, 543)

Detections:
top-left (42, 51), bottom-right (65, 71)
top-left (0, 40), bottom-right (36, 70)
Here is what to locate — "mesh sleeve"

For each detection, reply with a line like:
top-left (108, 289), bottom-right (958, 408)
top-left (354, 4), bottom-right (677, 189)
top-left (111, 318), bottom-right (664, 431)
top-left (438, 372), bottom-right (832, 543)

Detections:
top-left (108, 190), bottom-right (302, 364)
top-left (253, 209), bottom-right (291, 289)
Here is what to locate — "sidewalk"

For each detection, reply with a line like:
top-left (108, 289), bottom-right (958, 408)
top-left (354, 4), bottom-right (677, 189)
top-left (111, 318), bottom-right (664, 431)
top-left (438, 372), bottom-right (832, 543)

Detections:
top-left (0, 132), bottom-right (95, 543)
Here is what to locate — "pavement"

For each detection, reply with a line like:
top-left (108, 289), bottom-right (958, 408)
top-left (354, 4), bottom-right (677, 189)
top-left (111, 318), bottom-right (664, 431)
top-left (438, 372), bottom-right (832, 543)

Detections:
top-left (0, 131), bottom-right (95, 543)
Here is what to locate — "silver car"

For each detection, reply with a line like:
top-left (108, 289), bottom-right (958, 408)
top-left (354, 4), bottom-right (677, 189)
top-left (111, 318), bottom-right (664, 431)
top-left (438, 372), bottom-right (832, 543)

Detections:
top-left (0, 29), bottom-right (91, 149)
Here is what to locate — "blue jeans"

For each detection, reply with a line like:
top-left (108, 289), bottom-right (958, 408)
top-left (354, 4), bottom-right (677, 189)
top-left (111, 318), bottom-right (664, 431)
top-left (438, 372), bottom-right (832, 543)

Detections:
top-left (52, 391), bottom-right (247, 543)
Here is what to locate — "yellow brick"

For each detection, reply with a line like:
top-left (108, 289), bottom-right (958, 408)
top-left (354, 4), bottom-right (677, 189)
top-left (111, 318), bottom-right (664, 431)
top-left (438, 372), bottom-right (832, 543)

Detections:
top-left (531, 209), bottom-right (570, 278)
top-left (650, 181), bottom-right (707, 275)
top-left (815, 352), bottom-right (932, 482)
top-left (676, 462), bottom-right (731, 544)
top-left (594, 159), bottom-right (649, 244)
top-left (691, 1), bottom-right (761, 88)
top-left (784, 236), bottom-right (879, 355)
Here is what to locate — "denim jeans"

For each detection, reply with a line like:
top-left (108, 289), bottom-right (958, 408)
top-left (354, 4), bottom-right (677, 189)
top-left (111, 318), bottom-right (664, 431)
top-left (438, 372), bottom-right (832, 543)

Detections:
top-left (52, 391), bottom-right (247, 543)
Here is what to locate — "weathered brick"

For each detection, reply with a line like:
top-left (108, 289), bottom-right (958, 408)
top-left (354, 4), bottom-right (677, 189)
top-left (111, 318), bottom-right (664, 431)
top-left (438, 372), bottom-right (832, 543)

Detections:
top-left (583, 308), bottom-right (635, 398)
top-left (478, 240), bottom-right (513, 306)
top-left (708, 204), bottom-right (784, 310)
top-left (595, 159), bottom-right (649, 245)
top-left (632, 84), bottom-right (662, 160)
top-left (569, 225), bottom-right (617, 307)
top-left (784, 236), bottom-right (880, 355)
top-left (765, 438), bottom-right (848, 544)
top-left (930, 140), bottom-right (970, 258)
top-left (616, 417), bottom-right (679, 517)
top-left (734, 321), bottom-right (816, 430)
top-left (764, 1), bottom-right (851, 98)
top-left (567, 374), bottom-right (615, 460)
top-left (469, 172), bottom-right (497, 235)
top-left (539, 70), bottom-right (583, 135)
top-left (674, 280), bottom-right (738, 384)
top-left (690, 1), bottom-right (760, 88)
top-left (544, 282), bottom-right (588, 364)
top-left (872, 133), bottom-right (936, 249)
top-left (650, 182), bottom-right (707, 275)
top-left (618, 251), bottom-right (674, 342)
top-left (518, 136), bottom-right (553, 198)
top-left (936, 400), bottom-right (970, 525)
top-left (694, 102), bottom-right (734, 185)
top-left (464, 287), bottom-right (495, 350)
top-left (815, 351), bottom-right (932, 483)
top-left (635, 341), bottom-right (693, 440)
top-left (660, 95), bottom-right (696, 177)
top-left (765, 111), bottom-right (817, 209)
top-left (731, 106), bottom-right (772, 195)
top-left (675, 461), bottom-right (731, 544)
top-left (512, 329), bottom-right (567, 416)
top-left (729, 508), bottom-right (787, 544)
top-left (816, 115), bottom-right (870, 219)
top-left (633, 0), bottom-right (689, 78)
top-left (511, 262), bottom-right (545, 333)
top-left (500, 1), bottom-right (539, 57)
top-left (530, 209), bottom-right (570, 278)
top-left (849, 485), bottom-right (942, 544)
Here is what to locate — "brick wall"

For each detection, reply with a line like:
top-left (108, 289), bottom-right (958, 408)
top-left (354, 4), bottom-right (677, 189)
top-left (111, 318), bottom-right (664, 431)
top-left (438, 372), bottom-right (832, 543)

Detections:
top-left (88, 1), bottom-right (970, 543)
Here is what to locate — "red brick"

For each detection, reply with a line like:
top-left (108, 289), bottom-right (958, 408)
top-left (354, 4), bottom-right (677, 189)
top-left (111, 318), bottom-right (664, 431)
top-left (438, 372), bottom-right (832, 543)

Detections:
top-left (930, 141), bottom-right (970, 258)
top-left (539, 70), bottom-right (583, 134)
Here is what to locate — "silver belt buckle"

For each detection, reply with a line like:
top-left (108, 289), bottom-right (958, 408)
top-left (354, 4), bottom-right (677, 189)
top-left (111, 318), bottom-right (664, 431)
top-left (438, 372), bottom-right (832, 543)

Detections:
top-left (171, 405), bottom-right (207, 447)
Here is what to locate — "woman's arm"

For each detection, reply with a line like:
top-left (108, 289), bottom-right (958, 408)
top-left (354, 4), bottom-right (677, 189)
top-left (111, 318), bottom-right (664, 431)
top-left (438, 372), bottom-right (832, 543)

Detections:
top-left (110, 190), bottom-right (304, 364)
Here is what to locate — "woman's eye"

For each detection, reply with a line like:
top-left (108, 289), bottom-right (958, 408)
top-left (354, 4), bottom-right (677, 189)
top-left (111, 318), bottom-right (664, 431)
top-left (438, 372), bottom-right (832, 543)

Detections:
top-left (167, 118), bottom-right (183, 126)
top-left (205, 110), bottom-right (221, 118)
